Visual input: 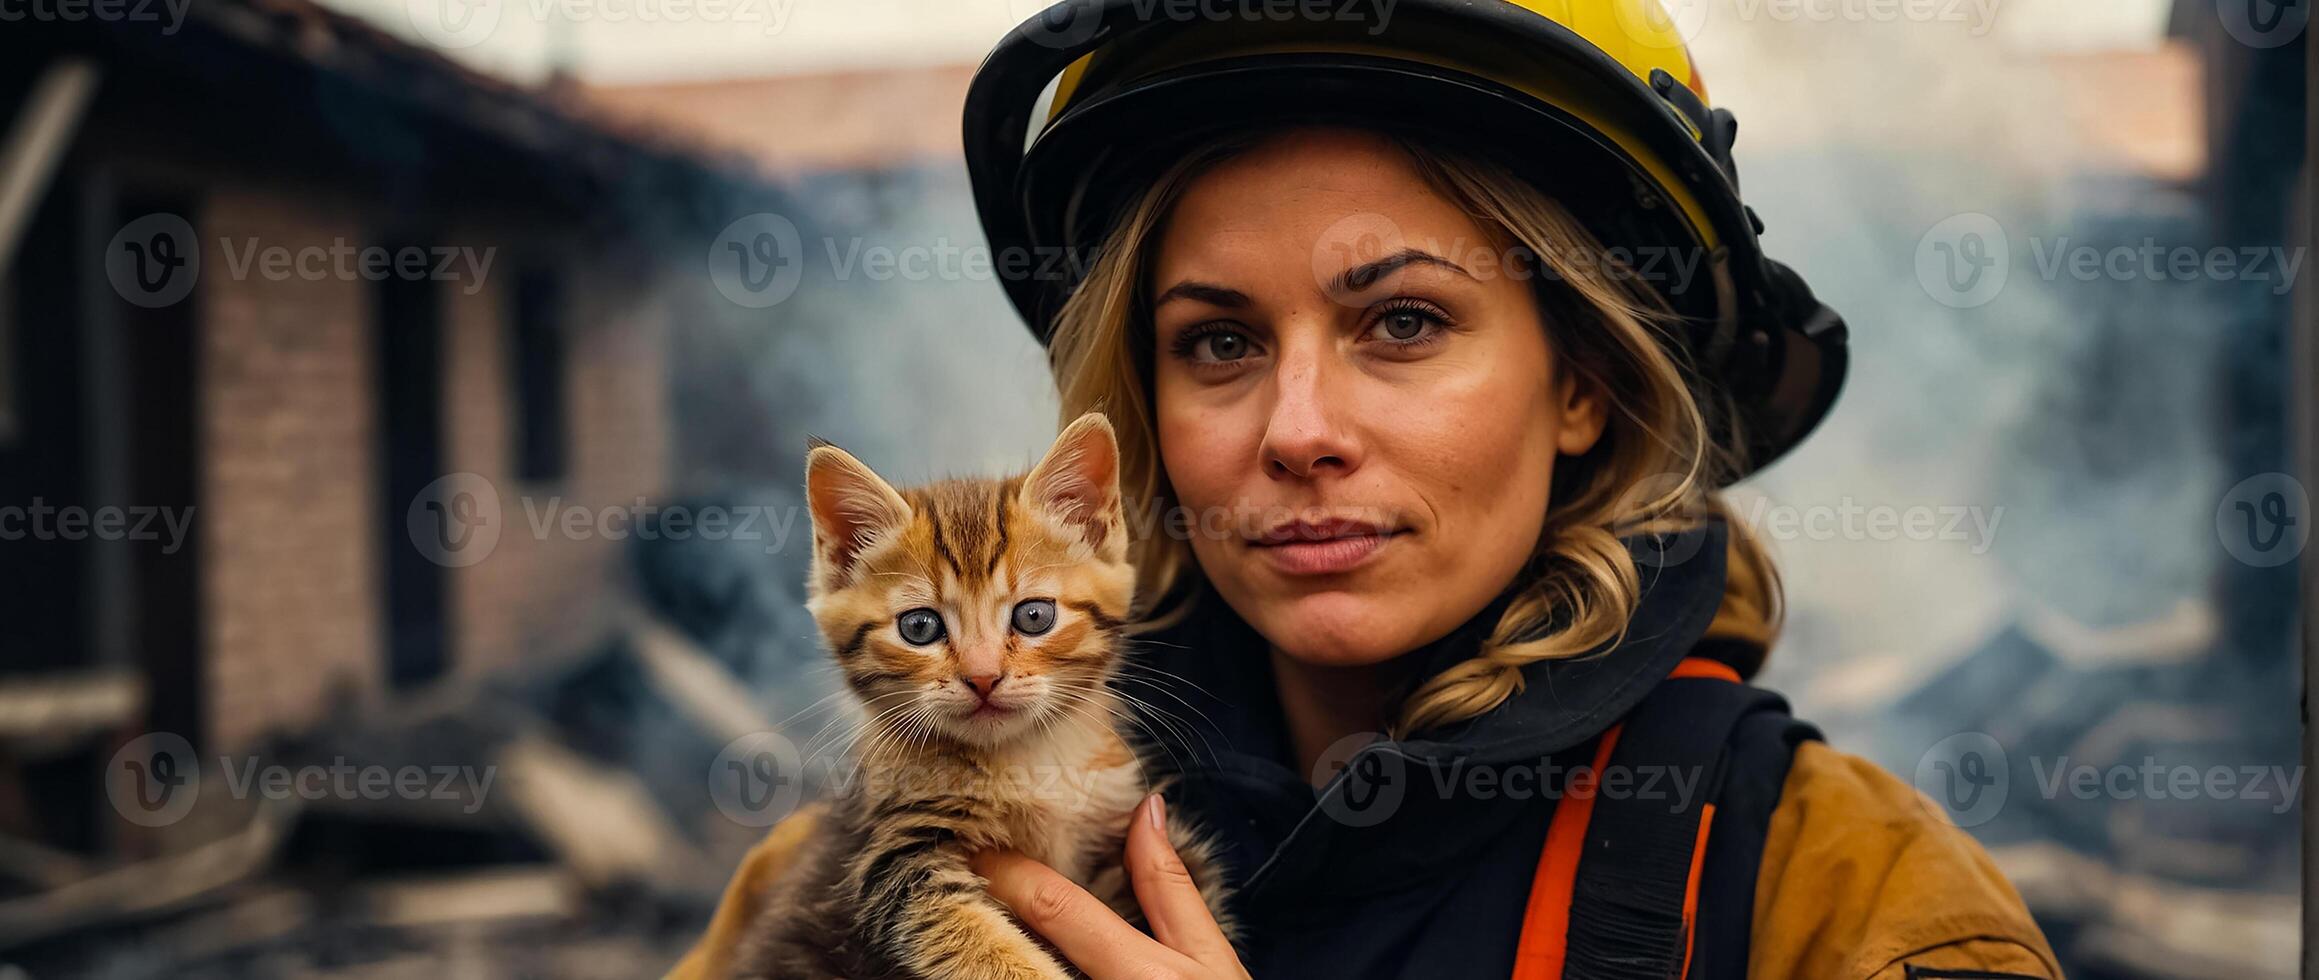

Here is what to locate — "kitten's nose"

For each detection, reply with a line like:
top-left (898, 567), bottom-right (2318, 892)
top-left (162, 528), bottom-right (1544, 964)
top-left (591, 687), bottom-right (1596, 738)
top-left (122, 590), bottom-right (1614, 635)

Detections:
top-left (963, 673), bottom-right (1003, 700)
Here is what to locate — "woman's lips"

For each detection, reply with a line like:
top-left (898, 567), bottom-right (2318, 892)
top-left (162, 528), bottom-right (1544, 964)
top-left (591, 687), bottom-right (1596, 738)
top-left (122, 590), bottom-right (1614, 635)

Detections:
top-left (1251, 530), bottom-right (1400, 575)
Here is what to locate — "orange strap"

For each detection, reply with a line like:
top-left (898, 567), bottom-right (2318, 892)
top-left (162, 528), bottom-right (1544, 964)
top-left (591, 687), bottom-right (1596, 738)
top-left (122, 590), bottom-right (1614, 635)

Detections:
top-left (1668, 657), bottom-right (1742, 683)
top-left (1508, 656), bottom-right (1736, 980)
top-left (1508, 722), bottom-right (1621, 980)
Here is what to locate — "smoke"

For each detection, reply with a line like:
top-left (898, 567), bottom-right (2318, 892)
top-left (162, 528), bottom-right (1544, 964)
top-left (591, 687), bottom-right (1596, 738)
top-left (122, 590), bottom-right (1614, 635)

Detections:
top-left (1693, 3), bottom-right (2300, 969)
top-left (637, 163), bottom-right (1060, 718)
top-left (1685, 0), bottom-right (2246, 692)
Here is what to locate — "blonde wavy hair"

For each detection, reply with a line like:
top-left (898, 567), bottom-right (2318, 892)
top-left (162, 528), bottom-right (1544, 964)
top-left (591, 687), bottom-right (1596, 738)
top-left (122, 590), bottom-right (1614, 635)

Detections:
top-left (1045, 129), bottom-right (1783, 738)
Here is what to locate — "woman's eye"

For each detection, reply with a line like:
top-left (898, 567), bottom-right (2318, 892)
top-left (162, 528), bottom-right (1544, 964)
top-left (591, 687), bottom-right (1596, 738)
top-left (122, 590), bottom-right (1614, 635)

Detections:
top-left (896, 608), bottom-right (945, 645)
top-left (1171, 325), bottom-right (1257, 365)
top-left (1379, 310), bottom-right (1429, 340)
top-left (1195, 330), bottom-right (1250, 362)
top-left (1011, 599), bottom-right (1057, 636)
top-left (1367, 304), bottom-right (1449, 345)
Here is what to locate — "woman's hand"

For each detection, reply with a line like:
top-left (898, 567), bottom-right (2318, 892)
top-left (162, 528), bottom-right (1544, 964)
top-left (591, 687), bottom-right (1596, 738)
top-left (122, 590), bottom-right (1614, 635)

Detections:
top-left (971, 794), bottom-right (1251, 980)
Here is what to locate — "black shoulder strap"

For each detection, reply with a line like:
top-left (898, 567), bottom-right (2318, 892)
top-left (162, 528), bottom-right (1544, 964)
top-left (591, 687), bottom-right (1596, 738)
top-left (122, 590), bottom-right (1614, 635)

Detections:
top-left (1560, 661), bottom-right (1821, 980)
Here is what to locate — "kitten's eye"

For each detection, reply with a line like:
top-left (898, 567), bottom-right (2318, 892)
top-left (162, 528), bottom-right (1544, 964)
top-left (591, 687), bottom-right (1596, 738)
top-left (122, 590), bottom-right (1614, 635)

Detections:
top-left (896, 608), bottom-right (945, 646)
top-left (1011, 599), bottom-right (1057, 636)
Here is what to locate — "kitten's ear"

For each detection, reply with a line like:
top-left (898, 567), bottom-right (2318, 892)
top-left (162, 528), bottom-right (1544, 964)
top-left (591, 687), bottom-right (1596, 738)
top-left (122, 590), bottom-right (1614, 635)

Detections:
top-left (1021, 412), bottom-right (1125, 559)
top-left (805, 443), bottom-right (911, 593)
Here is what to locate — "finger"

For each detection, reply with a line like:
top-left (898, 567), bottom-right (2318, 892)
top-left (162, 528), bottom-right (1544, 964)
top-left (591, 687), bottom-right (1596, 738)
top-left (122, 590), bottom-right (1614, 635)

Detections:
top-left (1126, 794), bottom-right (1240, 971)
top-left (972, 847), bottom-right (1202, 979)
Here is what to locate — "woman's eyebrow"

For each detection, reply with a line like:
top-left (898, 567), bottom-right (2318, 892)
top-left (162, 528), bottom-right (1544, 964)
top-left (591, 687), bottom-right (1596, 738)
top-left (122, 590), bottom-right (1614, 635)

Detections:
top-left (1328, 248), bottom-right (1476, 293)
top-left (1151, 281), bottom-right (1251, 308)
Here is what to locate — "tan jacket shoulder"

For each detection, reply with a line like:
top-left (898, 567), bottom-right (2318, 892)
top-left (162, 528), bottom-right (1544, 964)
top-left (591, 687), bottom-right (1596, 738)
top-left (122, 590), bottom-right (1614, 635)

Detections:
top-left (664, 801), bottom-right (830, 980)
top-left (1752, 740), bottom-right (2063, 979)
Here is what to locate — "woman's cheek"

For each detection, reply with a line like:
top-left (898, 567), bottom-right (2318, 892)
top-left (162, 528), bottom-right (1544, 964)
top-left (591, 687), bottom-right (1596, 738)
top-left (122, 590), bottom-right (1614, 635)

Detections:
top-left (1154, 391), bottom-right (1249, 513)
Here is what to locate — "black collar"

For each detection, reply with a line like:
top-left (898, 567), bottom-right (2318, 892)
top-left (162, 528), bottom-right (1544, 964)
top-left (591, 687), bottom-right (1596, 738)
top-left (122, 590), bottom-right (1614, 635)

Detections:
top-left (1121, 518), bottom-right (1732, 779)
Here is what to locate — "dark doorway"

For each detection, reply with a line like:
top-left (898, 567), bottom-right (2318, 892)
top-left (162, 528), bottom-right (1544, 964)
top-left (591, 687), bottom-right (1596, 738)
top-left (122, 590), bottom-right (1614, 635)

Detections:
top-left (376, 255), bottom-right (448, 690)
top-left (113, 189), bottom-right (205, 748)
top-left (0, 178), bottom-right (94, 676)
top-left (0, 174), bottom-right (206, 852)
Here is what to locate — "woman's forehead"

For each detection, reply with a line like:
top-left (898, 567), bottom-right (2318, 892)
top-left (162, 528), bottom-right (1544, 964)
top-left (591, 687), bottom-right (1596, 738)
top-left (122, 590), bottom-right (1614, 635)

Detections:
top-left (1150, 134), bottom-right (1498, 291)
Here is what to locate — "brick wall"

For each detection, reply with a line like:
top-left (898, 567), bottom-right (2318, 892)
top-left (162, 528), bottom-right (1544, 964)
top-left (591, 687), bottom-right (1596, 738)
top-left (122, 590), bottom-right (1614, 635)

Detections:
top-left (439, 247), bottom-right (670, 680)
top-left (195, 201), bottom-right (672, 749)
top-left (197, 190), bottom-right (382, 752)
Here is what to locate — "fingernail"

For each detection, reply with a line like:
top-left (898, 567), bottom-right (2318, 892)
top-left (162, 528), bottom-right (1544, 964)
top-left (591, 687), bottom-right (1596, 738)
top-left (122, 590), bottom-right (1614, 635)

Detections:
top-left (1146, 793), bottom-right (1165, 831)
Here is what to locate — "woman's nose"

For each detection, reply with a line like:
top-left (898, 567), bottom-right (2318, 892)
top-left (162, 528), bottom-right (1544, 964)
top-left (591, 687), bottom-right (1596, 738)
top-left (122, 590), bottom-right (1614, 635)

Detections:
top-left (1259, 345), bottom-right (1360, 480)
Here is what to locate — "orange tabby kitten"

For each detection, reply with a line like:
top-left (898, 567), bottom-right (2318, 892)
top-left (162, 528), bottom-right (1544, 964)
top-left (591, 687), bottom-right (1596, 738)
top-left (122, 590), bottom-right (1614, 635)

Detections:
top-left (734, 413), bottom-right (1237, 980)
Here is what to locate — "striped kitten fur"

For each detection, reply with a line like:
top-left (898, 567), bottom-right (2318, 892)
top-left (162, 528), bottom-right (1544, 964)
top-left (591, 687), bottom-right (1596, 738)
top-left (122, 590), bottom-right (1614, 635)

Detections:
top-left (734, 413), bottom-right (1237, 980)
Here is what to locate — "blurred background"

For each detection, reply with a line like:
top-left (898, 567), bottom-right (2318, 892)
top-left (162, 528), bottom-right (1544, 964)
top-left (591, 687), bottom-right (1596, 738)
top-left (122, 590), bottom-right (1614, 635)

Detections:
top-left (0, 0), bottom-right (2305, 976)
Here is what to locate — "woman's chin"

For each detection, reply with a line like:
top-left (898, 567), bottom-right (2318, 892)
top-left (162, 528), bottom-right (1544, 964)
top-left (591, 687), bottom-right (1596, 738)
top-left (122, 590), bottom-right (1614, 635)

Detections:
top-left (1257, 591), bottom-right (1423, 668)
